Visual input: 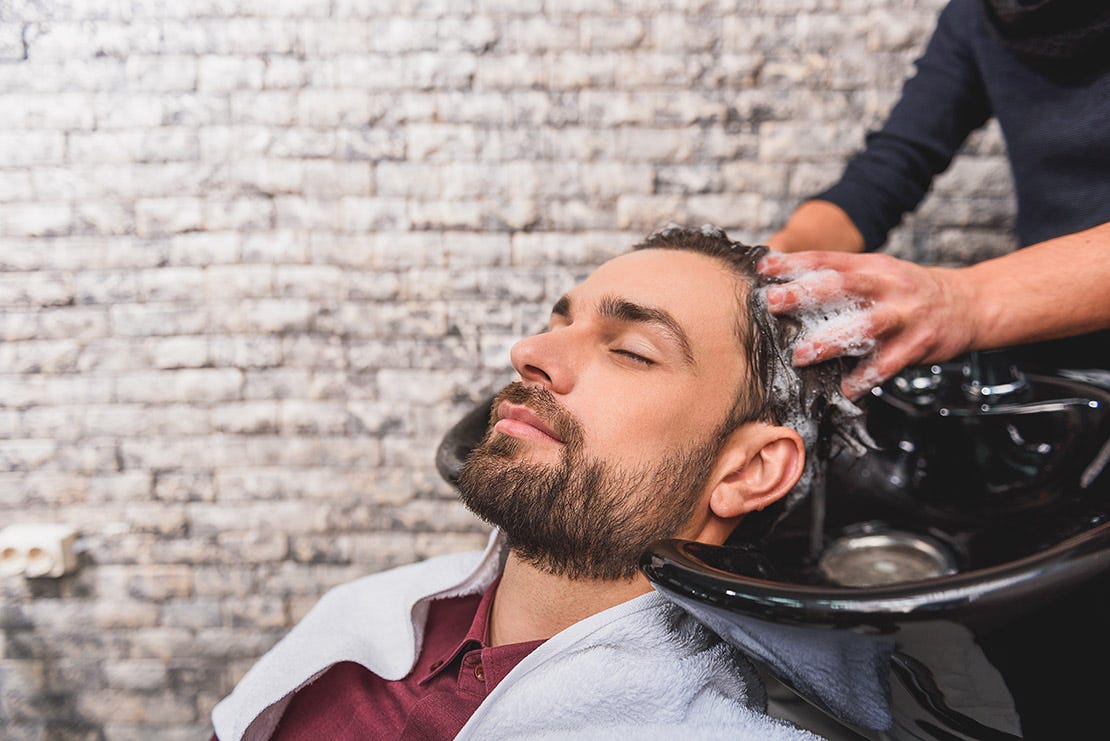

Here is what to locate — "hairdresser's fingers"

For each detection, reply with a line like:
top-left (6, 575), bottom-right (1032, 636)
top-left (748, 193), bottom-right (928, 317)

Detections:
top-left (763, 270), bottom-right (850, 314)
top-left (841, 355), bottom-right (893, 401)
top-left (758, 248), bottom-right (883, 278)
top-left (761, 254), bottom-right (906, 317)
top-left (792, 307), bottom-right (903, 365)
top-left (757, 250), bottom-right (829, 277)
top-left (826, 257), bottom-right (907, 301)
top-left (844, 326), bottom-right (945, 398)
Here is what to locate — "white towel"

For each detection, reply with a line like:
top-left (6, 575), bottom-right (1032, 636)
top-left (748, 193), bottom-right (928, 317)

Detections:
top-left (212, 530), bottom-right (822, 741)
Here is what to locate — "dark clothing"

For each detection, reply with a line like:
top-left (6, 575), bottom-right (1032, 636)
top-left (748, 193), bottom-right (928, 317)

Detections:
top-left (982, 0), bottom-right (1110, 69)
top-left (242, 579), bottom-right (543, 740)
top-left (818, 0), bottom-right (1110, 252)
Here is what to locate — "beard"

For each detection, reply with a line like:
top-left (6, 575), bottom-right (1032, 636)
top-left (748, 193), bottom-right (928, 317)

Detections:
top-left (456, 381), bottom-right (728, 581)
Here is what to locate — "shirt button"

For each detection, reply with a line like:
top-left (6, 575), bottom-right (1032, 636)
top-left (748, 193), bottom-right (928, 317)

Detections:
top-left (430, 660), bottom-right (443, 671)
top-left (473, 663), bottom-right (485, 681)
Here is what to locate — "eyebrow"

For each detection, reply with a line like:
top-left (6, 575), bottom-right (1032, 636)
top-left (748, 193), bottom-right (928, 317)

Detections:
top-left (550, 294), bottom-right (696, 368)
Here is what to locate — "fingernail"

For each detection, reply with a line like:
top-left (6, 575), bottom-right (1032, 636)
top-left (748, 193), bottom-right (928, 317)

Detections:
top-left (757, 255), bottom-right (780, 273)
top-left (765, 287), bottom-right (783, 309)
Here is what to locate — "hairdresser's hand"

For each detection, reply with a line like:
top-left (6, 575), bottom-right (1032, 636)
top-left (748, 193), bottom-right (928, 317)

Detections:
top-left (757, 251), bottom-right (979, 400)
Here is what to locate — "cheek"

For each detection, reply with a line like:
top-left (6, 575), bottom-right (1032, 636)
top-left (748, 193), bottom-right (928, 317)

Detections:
top-left (574, 383), bottom-right (713, 463)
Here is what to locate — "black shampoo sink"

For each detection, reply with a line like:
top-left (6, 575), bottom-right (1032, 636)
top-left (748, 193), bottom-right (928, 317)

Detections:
top-left (642, 357), bottom-right (1110, 739)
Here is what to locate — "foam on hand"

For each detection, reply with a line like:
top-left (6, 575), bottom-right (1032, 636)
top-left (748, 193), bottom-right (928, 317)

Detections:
top-left (751, 273), bottom-right (876, 516)
top-left (765, 269), bottom-right (877, 360)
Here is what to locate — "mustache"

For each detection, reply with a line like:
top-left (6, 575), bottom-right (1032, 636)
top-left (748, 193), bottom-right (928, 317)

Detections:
top-left (489, 381), bottom-right (584, 447)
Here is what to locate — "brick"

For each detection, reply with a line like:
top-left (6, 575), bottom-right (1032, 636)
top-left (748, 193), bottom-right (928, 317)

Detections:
top-left (0, 338), bottom-right (80, 374)
top-left (208, 335), bottom-right (282, 369)
top-left (242, 230), bottom-right (308, 264)
top-left (224, 595), bottom-right (287, 629)
top-left (0, 440), bottom-right (57, 471)
top-left (19, 405), bottom-right (82, 441)
top-left (112, 369), bottom-right (242, 404)
top-left (241, 368), bottom-right (311, 400)
top-left (0, 374), bottom-right (111, 408)
top-left (126, 565), bottom-right (193, 601)
top-left (76, 689), bottom-right (196, 724)
top-left (280, 333), bottom-right (345, 368)
top-left (759, 120), bottom-right (860, 161)
top-left (273, 196), bottom-right (340, 229)
top-left (0, 93), bottom-right (91, 129)
top-left (126, 56), bottom-right (198, 92)
top-left (0, 660), bottom-right (45, 712)
top-left (209, 401), bottom-right (279, 434)
top-left (208, 298), bottom-right (316, 334)
top-left (93, 93), bottom-right (166, 128)
top-left (146, 336), bottom-right (209, 370)
top-left (86, 472), bottom-right (153, 502)
top-left (215, 530), bottom-right (290, 563)
top-left (139, 267), bottom-right (206, 302)
top-left (227, 158), bottom-right (304, 194)
top-left (268, 127), bottom-right (336, 159)
top-left (295, 89), bottom-right (371, 127)
top-left (338, 196), bottom-right (409, 232)
top-left (279, 400), bottom-right (349, 435)
top-left (153, 471), bottom-right (216, 503)
top-left (197, 125), bottom-right (270, 160)
top-left (75, 201), bottom-right (136, 236)
top-left (686, 192), bottom-right (765, 230)
top-left (0, 202), bottom-right (74, 237)
top-left (0, 131), bottom-right (64, 166)
top-left (220, 17), bottom-right (302, 53)
top-left (197, 55), bottom-right (265, 91)
top-left (932, 155), bottom-right (1013, 198)
top-left (108, 304), bottom-right (206, 337)
top-left (474, 53), bottom-right (543, 89)
top-left (166, 231), bottom-right (241, 266)
top-left (0, 271), bottom-right (72, 307)
top-left (274, 264), bottom-right (343, 300)
top-left (204, 264), bottom-right (273, 300)
top-left (159, 598), bottom-right (222, 629)
top-left (135, 197), bottom-right (204, 236)
top-left (104, 659), bottom-right (169, 691)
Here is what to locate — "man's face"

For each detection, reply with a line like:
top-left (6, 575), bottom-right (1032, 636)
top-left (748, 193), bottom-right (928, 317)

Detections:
top-left (457, 248), bottom-right (752, 579)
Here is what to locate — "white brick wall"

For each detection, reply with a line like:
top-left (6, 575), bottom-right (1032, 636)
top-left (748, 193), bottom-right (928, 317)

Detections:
top-left (0, 0), bottom-right (1013, 737)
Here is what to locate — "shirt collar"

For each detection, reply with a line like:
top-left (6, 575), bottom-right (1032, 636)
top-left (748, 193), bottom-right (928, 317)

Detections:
top-left (418, 574), bottom-right (501, 685)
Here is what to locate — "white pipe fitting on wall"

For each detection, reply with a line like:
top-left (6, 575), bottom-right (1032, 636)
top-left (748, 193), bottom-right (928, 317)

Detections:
top-left (0, 523), bottom-right (79, 578)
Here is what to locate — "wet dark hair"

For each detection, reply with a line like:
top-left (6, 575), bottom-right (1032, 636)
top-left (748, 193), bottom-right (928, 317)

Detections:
top-left (631, 223), bottom-right (870, 528)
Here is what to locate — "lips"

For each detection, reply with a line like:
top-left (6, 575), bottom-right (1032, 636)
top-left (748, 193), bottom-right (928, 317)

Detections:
top-left (494, 401), bottom-right (564, 444)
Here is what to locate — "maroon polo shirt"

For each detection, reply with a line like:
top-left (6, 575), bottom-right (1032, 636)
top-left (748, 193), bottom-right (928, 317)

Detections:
top-left (214, 577), bottom-right (545, 740)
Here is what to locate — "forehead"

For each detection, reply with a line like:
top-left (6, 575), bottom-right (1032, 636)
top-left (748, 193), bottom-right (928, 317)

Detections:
top-left (572, 248), bottom-right (748, 359)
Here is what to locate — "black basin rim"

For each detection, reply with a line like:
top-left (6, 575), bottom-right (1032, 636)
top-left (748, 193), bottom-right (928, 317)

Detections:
top-left (644, 520), bottom-right (1110, 620)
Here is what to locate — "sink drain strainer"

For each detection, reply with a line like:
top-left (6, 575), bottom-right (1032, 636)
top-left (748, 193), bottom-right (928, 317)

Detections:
top-left (818, 531), bottom-right (958, 587)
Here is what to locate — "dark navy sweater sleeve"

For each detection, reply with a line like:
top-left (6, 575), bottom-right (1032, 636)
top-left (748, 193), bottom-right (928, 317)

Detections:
top-left (816, 0), bottom-right (992, 251)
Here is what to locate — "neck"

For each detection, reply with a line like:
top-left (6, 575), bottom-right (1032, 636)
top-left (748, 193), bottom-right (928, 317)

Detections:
top-left (488, 551), bottom-right (653, 647)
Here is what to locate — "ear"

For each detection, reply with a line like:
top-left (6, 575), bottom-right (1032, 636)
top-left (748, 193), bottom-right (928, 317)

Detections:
top-left (707, 422), bottom-right (805, 520)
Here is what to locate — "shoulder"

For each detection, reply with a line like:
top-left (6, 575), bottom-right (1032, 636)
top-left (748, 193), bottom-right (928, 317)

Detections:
top-left (213, 535), bottom-right (504, 741)
top-left (940, 0), bottom-right (981, 25)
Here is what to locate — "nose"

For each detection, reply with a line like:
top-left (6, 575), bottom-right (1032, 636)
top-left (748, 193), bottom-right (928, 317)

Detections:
top-left (509, 329), bottom-right (576, 394)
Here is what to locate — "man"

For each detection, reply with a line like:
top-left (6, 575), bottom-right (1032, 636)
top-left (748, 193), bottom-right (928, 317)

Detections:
top-left (210, 224), bottom-right (860, 740)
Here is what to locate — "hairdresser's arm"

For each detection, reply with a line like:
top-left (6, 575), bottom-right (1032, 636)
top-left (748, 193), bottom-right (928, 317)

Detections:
top-left (767, 200), bottom-right (864, 254)
top-left (758, 220), bottom-right (1110, 399)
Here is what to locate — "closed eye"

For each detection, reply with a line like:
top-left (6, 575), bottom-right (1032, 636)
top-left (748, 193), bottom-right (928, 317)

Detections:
top-left (611, 348), bottom-right (655, 366)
